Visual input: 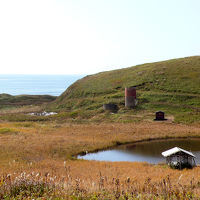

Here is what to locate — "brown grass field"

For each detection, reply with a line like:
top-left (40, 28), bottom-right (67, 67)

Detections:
top-left (0, 121), bottom-right (200, 199)
top-left (0, 122), bottom-right (200, 199)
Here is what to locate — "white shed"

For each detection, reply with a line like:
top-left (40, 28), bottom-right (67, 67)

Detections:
top-left (162, 147), bottom-right (196, 169)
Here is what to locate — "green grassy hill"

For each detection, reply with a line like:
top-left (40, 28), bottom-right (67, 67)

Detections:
top-left (48, 56), bottom-right (199, 123)
top-left (0, 94), bottom-right (56, 107)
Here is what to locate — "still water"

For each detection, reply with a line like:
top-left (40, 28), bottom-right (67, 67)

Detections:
top-left (78, 139), bottom-right (200, 164)
top-left (0, 74), bottom-right (84, 96)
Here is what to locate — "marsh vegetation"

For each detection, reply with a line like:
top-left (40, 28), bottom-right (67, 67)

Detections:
top-left (0, 56), bottom-right (200, 199)
top-left (0, 120), bottom-right (199, 199)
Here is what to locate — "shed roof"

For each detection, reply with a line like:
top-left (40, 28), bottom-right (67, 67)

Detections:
top-left (162, 147), bottom-right (196, 158)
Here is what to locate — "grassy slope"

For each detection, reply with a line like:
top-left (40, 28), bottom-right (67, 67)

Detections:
top-left (0, 93), bottom-right (56, 107)
top-left (0, 94), bottom-right (57, 120)
top-left (48, 56), bottom-right (200, 123)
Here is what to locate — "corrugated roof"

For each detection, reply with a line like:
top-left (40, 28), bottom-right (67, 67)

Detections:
top-left (161, 147), bottom-right (196, 158)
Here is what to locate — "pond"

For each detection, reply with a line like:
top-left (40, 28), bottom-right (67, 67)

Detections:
top-left (78, 138), bottom-right (200, 164)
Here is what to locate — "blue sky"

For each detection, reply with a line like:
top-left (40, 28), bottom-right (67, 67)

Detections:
top-left (0, 0), bottom-right (199, 75)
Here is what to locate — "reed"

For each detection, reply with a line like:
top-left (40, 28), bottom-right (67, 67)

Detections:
top-left (1, 160), bottom-right (200, 199)
top-left (0, 121), bottom-right (199, 198)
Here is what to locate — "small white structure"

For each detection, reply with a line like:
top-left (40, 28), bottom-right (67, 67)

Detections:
top-left (28, 111), bottom-right (57, 116)
top-left (162, 147), bottom-right (196, 169)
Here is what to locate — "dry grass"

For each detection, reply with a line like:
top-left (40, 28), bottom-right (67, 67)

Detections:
top-left (2, 160), bottom-right (200, 199)
top-left (0, 121), bottom-right (199, 165)
top-left (0, 105), bottom-right (42, 115)
top-left (0, 121), bottom-right (200, 199)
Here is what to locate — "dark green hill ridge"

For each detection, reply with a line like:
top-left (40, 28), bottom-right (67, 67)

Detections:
top-left (49, 56), bottom-right (200, 123)
top-left (0, 94), bottom-right (56, 107)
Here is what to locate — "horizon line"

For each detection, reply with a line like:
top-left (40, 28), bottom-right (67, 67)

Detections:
top-left (0, 74), bottom-right (86, 76)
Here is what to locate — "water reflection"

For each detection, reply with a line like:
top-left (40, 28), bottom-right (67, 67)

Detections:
top-left (78, 139), bottom-right (200, 164)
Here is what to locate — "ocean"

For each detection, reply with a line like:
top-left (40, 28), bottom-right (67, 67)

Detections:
top-left (0, 74), bottom-right (84, 96)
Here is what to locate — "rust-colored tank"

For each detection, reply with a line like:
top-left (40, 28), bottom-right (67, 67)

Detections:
top-left (125, 87), bottom-right (136, 108)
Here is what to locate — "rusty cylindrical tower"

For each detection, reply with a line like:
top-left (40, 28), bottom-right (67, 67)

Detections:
top-left (125, 87), bottom-right (136, 108)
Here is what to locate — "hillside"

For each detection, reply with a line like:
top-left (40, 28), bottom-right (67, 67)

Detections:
top-left (0, 93), bottom-right (56, 107)
top-left (49, 56), bottom-right (200, 123)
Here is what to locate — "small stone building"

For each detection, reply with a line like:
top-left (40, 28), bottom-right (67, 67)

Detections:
top-left (103, 103), bottom-right (118, 113)
top-left (155, 111), bottom-right (165, 120)
top-left (162, 147), bottom-right (196, 169)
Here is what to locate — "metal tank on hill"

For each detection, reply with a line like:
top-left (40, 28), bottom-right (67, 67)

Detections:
top-left (125, 87), bottom-right (137, 108)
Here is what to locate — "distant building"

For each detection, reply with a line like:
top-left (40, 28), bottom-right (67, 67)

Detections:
top-left (155, 111), bottom-right (165, 120)
top-left (162, 147), bottom-right (196, 169)
top-left (103, 103), bottom-right (118, 113)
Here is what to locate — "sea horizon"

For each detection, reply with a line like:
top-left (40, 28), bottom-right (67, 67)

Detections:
top-left (0, 74), bottom-right (85, 96)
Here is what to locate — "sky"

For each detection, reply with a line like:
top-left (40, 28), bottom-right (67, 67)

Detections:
top-left (0, 0), bottom-right (200, 75)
